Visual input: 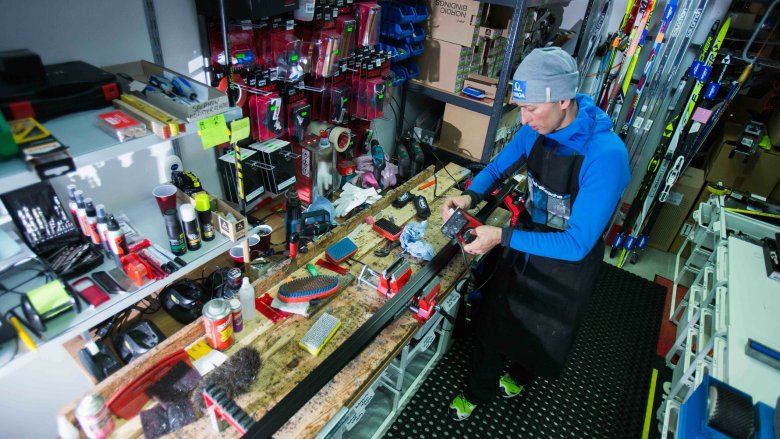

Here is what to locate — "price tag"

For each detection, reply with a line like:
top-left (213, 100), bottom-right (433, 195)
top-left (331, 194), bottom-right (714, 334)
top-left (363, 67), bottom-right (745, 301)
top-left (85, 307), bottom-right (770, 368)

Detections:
top-left (198, 114), bottom-right (230, 149)
top-left (230, 117), bottom-right (250, 143)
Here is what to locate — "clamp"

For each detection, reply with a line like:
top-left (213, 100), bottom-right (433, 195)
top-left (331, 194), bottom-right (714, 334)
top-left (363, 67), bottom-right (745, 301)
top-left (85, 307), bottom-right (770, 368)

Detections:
top-left (378, 257), bottom-right (411, 298)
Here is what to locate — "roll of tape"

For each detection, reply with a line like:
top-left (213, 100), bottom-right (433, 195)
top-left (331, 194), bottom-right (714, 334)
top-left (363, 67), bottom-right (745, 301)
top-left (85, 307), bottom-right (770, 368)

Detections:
top-left (330, 127), bottom-right (351, 152)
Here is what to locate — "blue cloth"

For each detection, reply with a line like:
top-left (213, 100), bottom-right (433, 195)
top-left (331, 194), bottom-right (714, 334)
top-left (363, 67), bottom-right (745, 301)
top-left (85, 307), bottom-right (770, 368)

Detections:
top-left (465, 94), bottom-right (630, 261)
top-left (400, 221), bottom-right (434, 261)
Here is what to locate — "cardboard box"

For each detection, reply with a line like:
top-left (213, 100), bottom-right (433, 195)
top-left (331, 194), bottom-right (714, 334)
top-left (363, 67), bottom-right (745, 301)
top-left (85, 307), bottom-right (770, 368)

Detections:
top-left (438, 103), bottom-right (519, 160)
top-left (705, 123), bottom-right (780, 198)
top-left (648, 167), bottom-right (706, 252)
top-left (177, 190), bottom-right (248, 242)
top-left (426, 0), bottom-right (481, 47)
top-left (417, 39), bottom-right (471, 93)
top-left (104, 60), bottom-right (229, 122)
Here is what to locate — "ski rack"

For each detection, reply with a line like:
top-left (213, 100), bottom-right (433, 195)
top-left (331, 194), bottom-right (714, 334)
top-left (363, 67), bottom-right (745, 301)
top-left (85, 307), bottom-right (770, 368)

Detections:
top-left (244, 182), bottom-right (514, 438)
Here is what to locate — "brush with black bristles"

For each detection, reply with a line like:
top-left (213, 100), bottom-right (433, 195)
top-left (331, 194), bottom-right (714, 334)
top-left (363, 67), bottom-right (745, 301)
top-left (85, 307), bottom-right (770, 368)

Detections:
top-left (190, 346), bottom-right (262, 414)
top-left (277, 275), bottom-right (340, 303)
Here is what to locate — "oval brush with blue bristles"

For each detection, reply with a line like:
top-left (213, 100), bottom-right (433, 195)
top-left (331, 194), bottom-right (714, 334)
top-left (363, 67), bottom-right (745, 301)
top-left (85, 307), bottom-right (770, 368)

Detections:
top-left (278, 275), bottom-right (340, 303)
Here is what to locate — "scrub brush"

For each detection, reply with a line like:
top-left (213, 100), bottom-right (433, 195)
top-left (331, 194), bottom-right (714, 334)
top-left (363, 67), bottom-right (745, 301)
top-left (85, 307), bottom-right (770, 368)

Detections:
top-left (325, 237), bottom-right (358, 264)
top-left (277, 275), bottom-right (339, 303)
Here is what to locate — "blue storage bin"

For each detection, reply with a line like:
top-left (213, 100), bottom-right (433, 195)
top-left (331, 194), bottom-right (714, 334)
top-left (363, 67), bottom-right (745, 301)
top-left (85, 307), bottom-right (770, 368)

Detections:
top-left (408, 25), bottom-right (425, 43)
top-left (412, 4), bottom-right (428, 23)
top-left (389, 64), bottom-right (409, 86)
top-left (399, 61), bottom-right (420, 80)
top-left (409, 41), bottom-right (424, 56)
top-left (379, 2), bottom-right (415, 24)
top-left (381, 21), bottom-right (414, 39)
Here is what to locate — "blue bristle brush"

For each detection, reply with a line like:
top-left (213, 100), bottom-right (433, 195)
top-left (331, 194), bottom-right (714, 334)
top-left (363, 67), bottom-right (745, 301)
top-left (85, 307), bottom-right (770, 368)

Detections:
top-left (325, 237), bottom-right (358, 264)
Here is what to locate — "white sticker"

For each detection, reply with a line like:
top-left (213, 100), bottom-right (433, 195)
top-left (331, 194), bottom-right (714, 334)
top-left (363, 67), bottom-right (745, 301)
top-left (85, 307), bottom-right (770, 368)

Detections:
top-left (632, 116), bottom-right (644, 129)
top-left (643, 118), bottom-right (654, 131)
top-left (305, 3), bottom-right (315, 13)
top-left (343, 410), bottom-right (363, 430)
top-left (421, 332), bottom-right (436, 351)
top-left (354, 388), bottom-right (375, 412)
top-left (128, 80), bottom-right (147, 93)
top-left (665, 191), bottom-right (683, 206)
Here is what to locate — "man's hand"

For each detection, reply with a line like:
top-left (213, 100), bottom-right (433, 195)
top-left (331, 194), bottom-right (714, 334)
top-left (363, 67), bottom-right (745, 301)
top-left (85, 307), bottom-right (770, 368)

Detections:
top-left (441, 195), bottom-right (472, 221)
top-left (462, 225), bottom-right (502, 255)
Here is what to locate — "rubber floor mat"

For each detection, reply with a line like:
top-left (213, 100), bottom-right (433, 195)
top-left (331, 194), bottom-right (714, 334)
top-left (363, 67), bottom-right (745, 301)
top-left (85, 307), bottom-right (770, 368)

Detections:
top-left (385, 263), bottom-right (666, 438)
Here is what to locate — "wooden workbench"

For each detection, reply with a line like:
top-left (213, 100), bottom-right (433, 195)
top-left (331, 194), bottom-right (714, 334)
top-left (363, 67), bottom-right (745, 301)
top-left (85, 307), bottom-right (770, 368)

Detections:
top-left (61, 163), bottom-right (509, 438)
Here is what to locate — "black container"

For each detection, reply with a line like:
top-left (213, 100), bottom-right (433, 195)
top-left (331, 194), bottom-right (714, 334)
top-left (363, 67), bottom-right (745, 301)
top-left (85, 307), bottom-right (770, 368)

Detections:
top-left (163, 209), bottom-right (187, 256)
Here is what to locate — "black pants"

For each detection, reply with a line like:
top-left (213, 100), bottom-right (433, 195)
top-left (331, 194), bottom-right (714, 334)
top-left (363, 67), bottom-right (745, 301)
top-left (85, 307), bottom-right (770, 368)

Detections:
top-left (465, 334), bottom-right (536, 404)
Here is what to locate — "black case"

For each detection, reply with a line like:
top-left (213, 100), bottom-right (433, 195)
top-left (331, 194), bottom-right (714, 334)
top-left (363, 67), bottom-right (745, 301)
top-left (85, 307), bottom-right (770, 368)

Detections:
top-left (0, 182), bottom-right (103, 279)
top-left (195, 0), bottom-right (295, 20)
top-left (0, 59), bottom-right (118, 121)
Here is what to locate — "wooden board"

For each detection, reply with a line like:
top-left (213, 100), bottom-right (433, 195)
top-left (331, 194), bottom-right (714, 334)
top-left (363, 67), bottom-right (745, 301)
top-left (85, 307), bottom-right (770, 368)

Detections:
top-left (61, 164), bottom-right (482, 438)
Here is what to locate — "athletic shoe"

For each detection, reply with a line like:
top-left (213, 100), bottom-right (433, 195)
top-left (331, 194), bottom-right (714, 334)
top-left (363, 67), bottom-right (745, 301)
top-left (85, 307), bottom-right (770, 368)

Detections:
top-left (499, 374), bottom-right (524, 398)
top-left (449, 394), bottom-right (477, 421)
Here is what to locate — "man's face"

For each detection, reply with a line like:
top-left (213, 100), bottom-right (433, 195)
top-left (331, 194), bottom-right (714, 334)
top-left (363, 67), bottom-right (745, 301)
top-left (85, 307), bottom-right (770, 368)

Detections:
top-left (518, 101), bottom-right (569, 135)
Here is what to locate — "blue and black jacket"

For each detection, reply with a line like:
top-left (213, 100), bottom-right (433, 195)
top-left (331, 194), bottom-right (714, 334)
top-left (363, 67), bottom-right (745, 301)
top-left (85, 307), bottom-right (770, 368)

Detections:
top-left (463, 94), bottom-right (631, 261)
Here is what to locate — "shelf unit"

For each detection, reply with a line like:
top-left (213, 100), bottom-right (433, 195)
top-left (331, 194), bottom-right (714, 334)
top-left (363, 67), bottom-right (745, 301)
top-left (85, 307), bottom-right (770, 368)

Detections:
top-left (0, 195), bottom-right (236, 379)
top-left (405, 0), bottom-right (576, 163)
top-left (658, 196), bottom-right (780, 437)
top-left (0, 106), bottom-right (243, 193)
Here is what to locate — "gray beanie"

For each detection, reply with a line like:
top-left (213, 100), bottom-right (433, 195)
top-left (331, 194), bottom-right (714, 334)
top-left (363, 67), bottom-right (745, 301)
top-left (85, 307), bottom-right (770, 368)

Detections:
top-left (512, 47), bottom-right (579, 103)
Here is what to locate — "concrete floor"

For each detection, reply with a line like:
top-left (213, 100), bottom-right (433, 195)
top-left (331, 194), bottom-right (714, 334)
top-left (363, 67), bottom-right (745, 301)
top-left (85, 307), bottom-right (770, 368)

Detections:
top-left (603, 245), bottom-right (677, 282)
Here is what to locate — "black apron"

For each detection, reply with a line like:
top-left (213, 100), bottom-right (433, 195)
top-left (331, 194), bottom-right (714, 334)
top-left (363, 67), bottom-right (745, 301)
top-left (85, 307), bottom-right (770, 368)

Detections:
top-left (475, 135), bottom-right (604, 379)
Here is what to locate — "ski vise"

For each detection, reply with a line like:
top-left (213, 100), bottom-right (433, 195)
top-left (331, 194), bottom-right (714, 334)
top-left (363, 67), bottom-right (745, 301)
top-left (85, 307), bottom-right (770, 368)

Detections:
top-left (411, 275), bottom-right (441, 321)
top-left (378, 257), bottom-right (412, 298)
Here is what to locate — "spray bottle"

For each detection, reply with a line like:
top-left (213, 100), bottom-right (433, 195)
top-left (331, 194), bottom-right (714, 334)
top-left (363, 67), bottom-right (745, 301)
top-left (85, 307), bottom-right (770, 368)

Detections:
top-left (75, 190), bottom-right (90, 237)
top-left (66, 185), bottom-right (79, 228)
top-left (239, 277), bottom-right (256, 321)
top-left (106, 215), bottom-right (129, 265)
top-left (95, 205), bottom-right (111, 255)
top-left (84, 198), bottom-right (101, 246)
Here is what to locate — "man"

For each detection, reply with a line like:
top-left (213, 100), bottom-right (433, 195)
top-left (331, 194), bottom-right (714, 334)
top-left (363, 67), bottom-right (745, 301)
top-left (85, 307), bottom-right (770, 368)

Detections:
top-left (443, 47), bottom-right (630, 421)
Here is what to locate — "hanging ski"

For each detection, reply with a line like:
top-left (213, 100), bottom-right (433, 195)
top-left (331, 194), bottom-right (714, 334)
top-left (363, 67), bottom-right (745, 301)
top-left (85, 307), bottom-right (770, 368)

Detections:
top-left (609, 19), bottom-right (721, 259)
top-left (617, 17), bottom-right (730, 267)
top-left (578, 0), bottom-right (612, 90)
top-left (606, 0), bottom-right (660, 123)
top-left (619, 0), bottom-right (679, 137)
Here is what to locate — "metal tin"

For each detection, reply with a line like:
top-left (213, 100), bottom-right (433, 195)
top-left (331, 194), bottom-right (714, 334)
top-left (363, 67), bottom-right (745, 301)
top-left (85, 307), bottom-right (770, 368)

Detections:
top-left (230, 298), bottom-right (243, 333)
top-left (75, 394), bottom-right (114, 439)
top-left (202, 298), bottom-right (234, 350)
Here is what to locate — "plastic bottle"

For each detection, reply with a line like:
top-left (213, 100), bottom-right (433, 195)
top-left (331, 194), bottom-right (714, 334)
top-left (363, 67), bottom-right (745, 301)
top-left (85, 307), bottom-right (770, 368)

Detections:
top-left (293, 0), bottom-right (315, 21)
top-left (84, 198), bottom-right (101, 245)
top-left (194, 193), bottom-right (215, 241)
top-left (75, 190), bottom-right (90, 237)
top-left (179, 204), bottom-right (202, 251)
top-left (66, 185), bottom-right (80, 229)
top-left (239, 277), bottom-right (256, 321)
top-left (163, 209), bottom-right (187, 256)
top-left (315, 130), bottom-right (334, 197)
top-left (106, 215), bottom-right (129, 265)
top-left (95, 204), bottom-right (111, 255)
